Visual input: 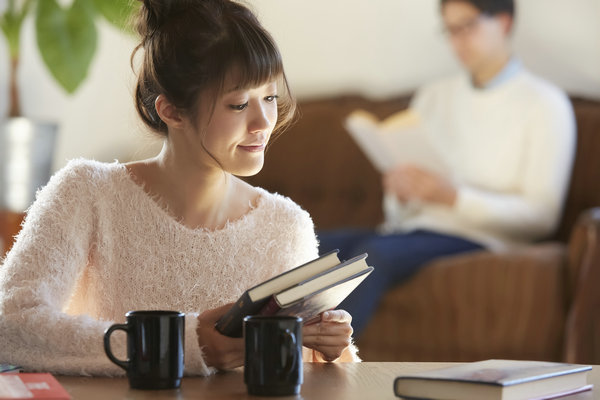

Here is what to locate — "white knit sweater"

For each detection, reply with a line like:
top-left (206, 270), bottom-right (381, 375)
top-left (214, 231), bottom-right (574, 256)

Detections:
top-left (381, 66), bottom-right (576, 250)
top-left (0, 159), bottom-right (321, 376)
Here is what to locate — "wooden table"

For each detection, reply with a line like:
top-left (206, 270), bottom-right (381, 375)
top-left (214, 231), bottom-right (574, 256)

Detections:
top-left (58, 362), bottom-right (598, 399)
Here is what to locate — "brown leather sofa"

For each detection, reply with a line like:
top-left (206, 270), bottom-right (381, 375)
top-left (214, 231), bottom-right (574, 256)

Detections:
top-left (246, 95), bottom-right (600, 364)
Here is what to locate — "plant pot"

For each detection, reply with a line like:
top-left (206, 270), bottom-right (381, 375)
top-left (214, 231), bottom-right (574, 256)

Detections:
top-left (0, 118), bottom-right (57, 254)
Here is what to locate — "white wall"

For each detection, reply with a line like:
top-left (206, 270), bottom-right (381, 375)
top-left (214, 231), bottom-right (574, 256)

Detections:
top-left (0, 0), bottom-right (599, 172)
top-left (253, 0), bottom-right (600, 99)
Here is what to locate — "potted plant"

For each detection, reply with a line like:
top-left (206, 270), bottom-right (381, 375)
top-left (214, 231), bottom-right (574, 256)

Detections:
top-left (0, 0), bottom-right (139, 254)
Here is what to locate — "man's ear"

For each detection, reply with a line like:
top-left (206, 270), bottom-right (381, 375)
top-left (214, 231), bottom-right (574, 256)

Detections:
top-left (497, 13), bottom-right (514, 36)
top-left (155, 95), bottom-right (185, 129)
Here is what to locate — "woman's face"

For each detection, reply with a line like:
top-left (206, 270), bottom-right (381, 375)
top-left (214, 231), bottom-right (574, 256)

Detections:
top-left (188, 75), bottom-right (279, 177)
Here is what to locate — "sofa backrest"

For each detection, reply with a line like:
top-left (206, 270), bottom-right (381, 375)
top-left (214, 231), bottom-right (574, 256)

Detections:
top-left (246, 95), bottom-right (600, 243)
top-left (558, 98), bottom-right (600, 241)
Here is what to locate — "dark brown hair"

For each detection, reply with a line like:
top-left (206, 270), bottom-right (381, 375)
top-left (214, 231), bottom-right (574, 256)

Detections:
top-left (132, 0), bottom-right (296, 137)
top-left (440, 0), bottom-right (515, 17)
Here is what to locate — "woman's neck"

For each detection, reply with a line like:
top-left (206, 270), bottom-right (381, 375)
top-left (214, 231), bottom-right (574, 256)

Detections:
top-left (142, 142), bottom-right (236, 230)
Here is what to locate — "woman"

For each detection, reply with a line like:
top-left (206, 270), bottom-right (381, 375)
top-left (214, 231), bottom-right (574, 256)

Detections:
top-left (0, 0), bottom-right (357, 376)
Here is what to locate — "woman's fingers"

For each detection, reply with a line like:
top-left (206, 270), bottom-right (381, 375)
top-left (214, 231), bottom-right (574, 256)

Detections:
top-left (301, 310), bottom-right (355, 362)
top-left (201, 335), bottom-right (244, 370)
top-left (313, 345), bottom-right (351, 361)
top-left (198, 302), bottom-right (234, 323)
top-left (303, 333), bottom-right (352, 348)
top-left (302, 312), bottom-right (354, 357)
top-left (303, 322), bottom-right (353, 339)
top-left (321, 309), bottom-right (352, 324)
top-left (196, 303), bottom-right (244, 370)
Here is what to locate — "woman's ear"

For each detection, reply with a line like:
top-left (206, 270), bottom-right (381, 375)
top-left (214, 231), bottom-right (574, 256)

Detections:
top-left (155, 95), bottom-right (185, 129)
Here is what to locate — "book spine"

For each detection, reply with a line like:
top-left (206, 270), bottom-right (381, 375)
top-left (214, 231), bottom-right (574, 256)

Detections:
top-left (0, 363), bottom-right (24, 373)
top-left (215, 292), bottom-right (253, 338)
top-left (258, 296), bottom-right (282, 316)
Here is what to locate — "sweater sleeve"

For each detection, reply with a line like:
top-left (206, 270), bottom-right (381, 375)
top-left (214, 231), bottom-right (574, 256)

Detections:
top-left (182, 312), bottom-right (217, 376)
top-left (453, 93), bottom-right (576, 241)
top-left (0, 163), bottom-right (125, 376)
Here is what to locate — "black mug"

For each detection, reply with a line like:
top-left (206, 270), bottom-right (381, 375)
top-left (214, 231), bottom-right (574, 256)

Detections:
top-left (104, 310), bottom-right (185, 390)
top-left (244, 315), bottom-right (303, 396)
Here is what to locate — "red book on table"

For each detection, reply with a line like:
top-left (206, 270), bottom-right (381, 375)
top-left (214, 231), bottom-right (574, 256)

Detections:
top-left (0, 373), bottom-right (71, 400)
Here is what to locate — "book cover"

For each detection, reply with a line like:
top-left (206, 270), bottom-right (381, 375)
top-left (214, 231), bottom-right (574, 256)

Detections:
top-left (393, 359), bottom-right (592, 400)
top-left (215, 250), bottom-right (342, 337)
top-left (0, 373), bottom-right (71, 399)
top-left (258, 264), bottom-right (373, 323)
top-left (274, 254), bottom-right (370, 305)
top-left (0, 365), bottom-right (23, 374)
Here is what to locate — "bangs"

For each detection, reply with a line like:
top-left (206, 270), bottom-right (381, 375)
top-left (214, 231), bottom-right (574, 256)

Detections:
top-left (226, 17), bottom-right (284, 90)
top-left (132, 0), bottom-right (296, 136)
top-left (184, 2), bottom-right (296, 136)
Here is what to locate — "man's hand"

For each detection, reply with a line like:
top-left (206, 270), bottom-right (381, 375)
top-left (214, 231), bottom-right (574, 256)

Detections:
top-left (383, 164), bottom-right (457, 206)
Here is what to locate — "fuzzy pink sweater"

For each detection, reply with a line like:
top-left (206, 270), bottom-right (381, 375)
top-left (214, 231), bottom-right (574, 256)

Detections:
top-left (0, 159), bottom-right (347, 376)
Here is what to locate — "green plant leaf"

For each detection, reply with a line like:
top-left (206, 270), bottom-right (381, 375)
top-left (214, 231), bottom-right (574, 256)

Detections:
top-left (35, 0), bottom-right (98, 94)
top-left (0, 0), bottom-right (32, 59)
top-left (91, 0), bottom-right (140, 33)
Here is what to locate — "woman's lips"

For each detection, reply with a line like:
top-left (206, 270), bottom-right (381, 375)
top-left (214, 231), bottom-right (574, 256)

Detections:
top-left (239, 143), bottom-right (266, 152)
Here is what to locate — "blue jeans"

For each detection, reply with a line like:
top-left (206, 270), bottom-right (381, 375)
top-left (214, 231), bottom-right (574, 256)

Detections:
top-left (317, 229), bottom-right (484, 337)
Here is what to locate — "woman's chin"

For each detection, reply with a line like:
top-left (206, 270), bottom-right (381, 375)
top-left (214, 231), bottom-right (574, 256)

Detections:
top-left (230, 160), bottom-right (265, 177)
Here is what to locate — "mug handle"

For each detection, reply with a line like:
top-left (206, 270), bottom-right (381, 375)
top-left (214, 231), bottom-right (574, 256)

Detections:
top-left (280, 328), bottom-right (298, 378)
top-left (103, 323), bottom-right (130, 371)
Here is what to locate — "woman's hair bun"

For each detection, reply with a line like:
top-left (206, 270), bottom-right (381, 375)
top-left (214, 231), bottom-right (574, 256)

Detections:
top-left (132, 0), bottom-right (296, 137)
top-left (136, 0), bottom-right (195, 40)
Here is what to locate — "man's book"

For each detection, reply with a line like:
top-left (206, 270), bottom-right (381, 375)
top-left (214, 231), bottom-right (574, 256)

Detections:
top-left (215, 251), bottom-right (373, 337)
top-left (345, 109), bottom-right (446, 174)
top-left (393, 359), bottom-right (592, 400)
top-left (0, 373), bottom-right (71, 399)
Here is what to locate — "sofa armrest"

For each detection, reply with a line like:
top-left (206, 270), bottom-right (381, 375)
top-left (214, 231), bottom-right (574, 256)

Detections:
top-left (356, 243), bottom-right (567, 362)
top-left (564, 208), bottom-right (600, 363)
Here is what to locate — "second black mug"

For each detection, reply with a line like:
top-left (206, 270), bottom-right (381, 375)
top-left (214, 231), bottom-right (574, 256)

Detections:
top-left (104, 310), bottom-right (185, 390)
top-left (244, 315), bottom-right (303, 396)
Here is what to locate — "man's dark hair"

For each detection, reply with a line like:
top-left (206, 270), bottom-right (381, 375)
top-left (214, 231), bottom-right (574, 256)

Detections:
top-left (440, 0), bottom-right (515, 17)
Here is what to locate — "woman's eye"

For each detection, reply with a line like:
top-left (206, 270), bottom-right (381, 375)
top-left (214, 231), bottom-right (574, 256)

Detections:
top-left (229, 102), bottom-right (248, 111)
top-left (265, 95), bottom-right (279, 103)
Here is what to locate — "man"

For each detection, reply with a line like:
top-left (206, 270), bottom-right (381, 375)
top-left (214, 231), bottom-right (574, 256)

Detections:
top-left (319, 0), bottom-right (576, 336)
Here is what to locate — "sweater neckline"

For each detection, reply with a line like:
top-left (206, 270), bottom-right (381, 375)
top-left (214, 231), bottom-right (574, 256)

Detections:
top-left (460, 67), bottom-right (526, 97)
top-left (114, 162), bottom-right (266, 235)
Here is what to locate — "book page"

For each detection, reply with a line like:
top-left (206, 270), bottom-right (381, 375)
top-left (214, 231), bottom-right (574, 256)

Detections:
top-left (345, 109), bottom-right (446, 175)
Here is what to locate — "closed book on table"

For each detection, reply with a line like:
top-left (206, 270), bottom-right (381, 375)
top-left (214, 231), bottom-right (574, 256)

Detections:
top-left (0, 366), bottom-right (22, 374)
top-left (393, 359), bottom-right (592, 400)
top-left (0, 373), bottom-right (71, 399)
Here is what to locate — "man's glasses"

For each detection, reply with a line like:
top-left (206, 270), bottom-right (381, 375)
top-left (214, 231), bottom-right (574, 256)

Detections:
top-left (441, 15), bottom-right (487, 38)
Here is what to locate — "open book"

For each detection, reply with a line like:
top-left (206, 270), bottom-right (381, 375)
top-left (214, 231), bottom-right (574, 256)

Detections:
top-left (215, 251), bottom-right (373, 338)
top-left (393, 359), bottom-right (592, 400)
top-left (345, 109), bottom-right (446, 174)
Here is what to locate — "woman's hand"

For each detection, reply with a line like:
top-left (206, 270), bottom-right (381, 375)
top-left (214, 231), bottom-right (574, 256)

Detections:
top-left (196, 303), bottom-right (244, 370)
top-left (302, 309), bottom-right (353, 362)
top-left (383, 164), bottom-right (457, 206)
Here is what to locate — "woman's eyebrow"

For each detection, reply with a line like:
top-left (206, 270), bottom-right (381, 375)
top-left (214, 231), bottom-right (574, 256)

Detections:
top-left (226, 86), bottom-right (242, 93)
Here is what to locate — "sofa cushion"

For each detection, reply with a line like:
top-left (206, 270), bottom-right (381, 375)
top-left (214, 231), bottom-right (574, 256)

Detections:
top-left (356, 243), bottom-right (568, 362)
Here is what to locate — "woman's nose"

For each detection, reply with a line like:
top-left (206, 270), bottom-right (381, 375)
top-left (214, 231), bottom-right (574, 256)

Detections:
top-left (249, 103), bottom-right (275, 134)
